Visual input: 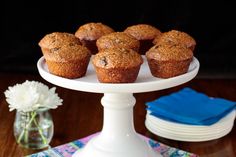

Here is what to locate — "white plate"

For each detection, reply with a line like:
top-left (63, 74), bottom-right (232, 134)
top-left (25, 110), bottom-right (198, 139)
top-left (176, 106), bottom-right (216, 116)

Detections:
top-left (145, 120), bottom-right (234, 142)
top-left (146, 118), bottom-right (233, 136)
top-left (146, 120), bottom-right (233, 135)
top-left (146, 119), bottom-right (233, 138)
top-left (146, 111), bottom-right (236, 132)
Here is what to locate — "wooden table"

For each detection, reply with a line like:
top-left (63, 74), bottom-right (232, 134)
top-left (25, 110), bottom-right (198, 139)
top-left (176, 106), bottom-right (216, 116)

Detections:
top-left (0, 74), bottom-right (235, 157)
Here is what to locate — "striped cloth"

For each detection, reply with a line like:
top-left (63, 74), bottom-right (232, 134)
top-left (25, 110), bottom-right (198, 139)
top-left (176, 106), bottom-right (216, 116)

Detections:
top-left (27, 133), bottom-right (198, 157)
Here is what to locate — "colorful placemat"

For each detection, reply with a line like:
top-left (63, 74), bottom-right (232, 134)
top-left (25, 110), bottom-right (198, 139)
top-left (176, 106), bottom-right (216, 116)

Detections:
top-left (27, 133), bottom-right (198, 157)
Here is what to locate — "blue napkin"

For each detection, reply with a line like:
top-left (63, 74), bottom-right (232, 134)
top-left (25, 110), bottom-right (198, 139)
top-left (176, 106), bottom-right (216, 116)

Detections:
top-left (146, 88), bottom-right (236, 125)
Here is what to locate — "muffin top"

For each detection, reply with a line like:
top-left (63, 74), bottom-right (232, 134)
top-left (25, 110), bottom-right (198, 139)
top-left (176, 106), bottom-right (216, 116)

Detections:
top-left (96, 32), bottom-right (140, 51)
top-left (146, 44), bottom-right (193, 61)
top-left (44, 44), bottom-right (91, 62)
top-left (92, 47), bottom-right (143, 69)
top-left (124, 24), bottom-right (162, 40)
top-left (75, 22), bottom-right (114, 41)
top-left (153, 30), bottom-right (196, 50)
top-left (38, 32), bottom-right (81, 49)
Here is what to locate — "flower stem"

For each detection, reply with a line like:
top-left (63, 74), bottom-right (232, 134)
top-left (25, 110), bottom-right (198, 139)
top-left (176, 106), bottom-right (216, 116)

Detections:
top-left (17, 111), bottom-right (37, 144)
top-left (31, 112), bottom-right (48, 145)
top-left (23, 112), bottom-right (30, 143)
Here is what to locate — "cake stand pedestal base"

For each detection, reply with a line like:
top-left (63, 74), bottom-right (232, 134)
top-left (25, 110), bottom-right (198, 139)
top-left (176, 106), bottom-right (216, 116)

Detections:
top-left (72, 93), bottom-right (161, 157)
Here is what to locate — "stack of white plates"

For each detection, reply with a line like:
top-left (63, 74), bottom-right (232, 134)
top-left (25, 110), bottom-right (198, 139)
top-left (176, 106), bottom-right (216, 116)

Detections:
top-left (145, 110), bottom-right (236, 142)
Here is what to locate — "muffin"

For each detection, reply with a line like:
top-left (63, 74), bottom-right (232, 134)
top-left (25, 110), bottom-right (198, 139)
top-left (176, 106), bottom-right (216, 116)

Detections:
top-left (75, 22), bottom-right (114, 54)
top-left (153, 30), bottom-right (196, 51)
top-left (146, 44), bottom-right (193, 78)
top-left (39, 32), bottom-right (91, 79)
top-left (96, 32), bottom-right (140, 52)
top-left (124, 24), bottom-right (162, 54)
top-left (39, 32), bottom-right (81, 50)
top-left (92, 48), bottom-right (143, 83)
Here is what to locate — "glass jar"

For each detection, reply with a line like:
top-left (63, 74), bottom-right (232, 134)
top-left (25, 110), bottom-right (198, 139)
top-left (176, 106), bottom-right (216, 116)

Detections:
top-left (13, 108), bottom-right (54, 149)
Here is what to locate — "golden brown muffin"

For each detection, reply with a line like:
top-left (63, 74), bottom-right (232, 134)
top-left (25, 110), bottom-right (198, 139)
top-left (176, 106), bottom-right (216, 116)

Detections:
top-left (146, 44), bottom-right (193, 78)
top-left (39, 32), bottom-right (91, 79)
top-left (96, 32), bottom-right (140, 52)
top-left (153, 30), bottom-right (196, 51)
top-left (75, 22), bottom-right (114, 54)
top-left (39, 32), bottom-right (81, 50)
top-left (124, 24), bottom-right (162, 54)
top-left (92, 48), bottom-right (143, 83)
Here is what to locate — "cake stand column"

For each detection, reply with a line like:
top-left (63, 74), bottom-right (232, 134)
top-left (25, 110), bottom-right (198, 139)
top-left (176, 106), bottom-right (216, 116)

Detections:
top-left (73, 93), bottom-right (161, 157)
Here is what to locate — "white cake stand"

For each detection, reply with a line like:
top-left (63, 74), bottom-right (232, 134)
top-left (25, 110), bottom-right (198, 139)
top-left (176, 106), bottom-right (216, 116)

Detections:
top-left (37, 56), bottom-right (199, 157)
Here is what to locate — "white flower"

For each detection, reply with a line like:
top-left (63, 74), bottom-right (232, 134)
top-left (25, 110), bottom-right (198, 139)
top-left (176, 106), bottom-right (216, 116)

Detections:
top-left (4, 80), bottom-right (63, 112)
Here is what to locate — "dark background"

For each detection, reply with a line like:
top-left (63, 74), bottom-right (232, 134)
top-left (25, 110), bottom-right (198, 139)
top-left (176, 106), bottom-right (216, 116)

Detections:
top-left (1, 0), bottom-right (236, 78)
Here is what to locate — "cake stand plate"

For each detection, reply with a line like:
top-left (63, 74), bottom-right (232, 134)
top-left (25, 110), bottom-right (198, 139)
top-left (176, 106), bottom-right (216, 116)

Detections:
top-left (37, 56), bottom-right (199, 157)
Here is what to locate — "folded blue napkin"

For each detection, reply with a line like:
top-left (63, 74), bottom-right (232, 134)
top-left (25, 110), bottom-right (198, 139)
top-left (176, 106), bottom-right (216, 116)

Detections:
top-left (146, 88), bottom-right (236, 125)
